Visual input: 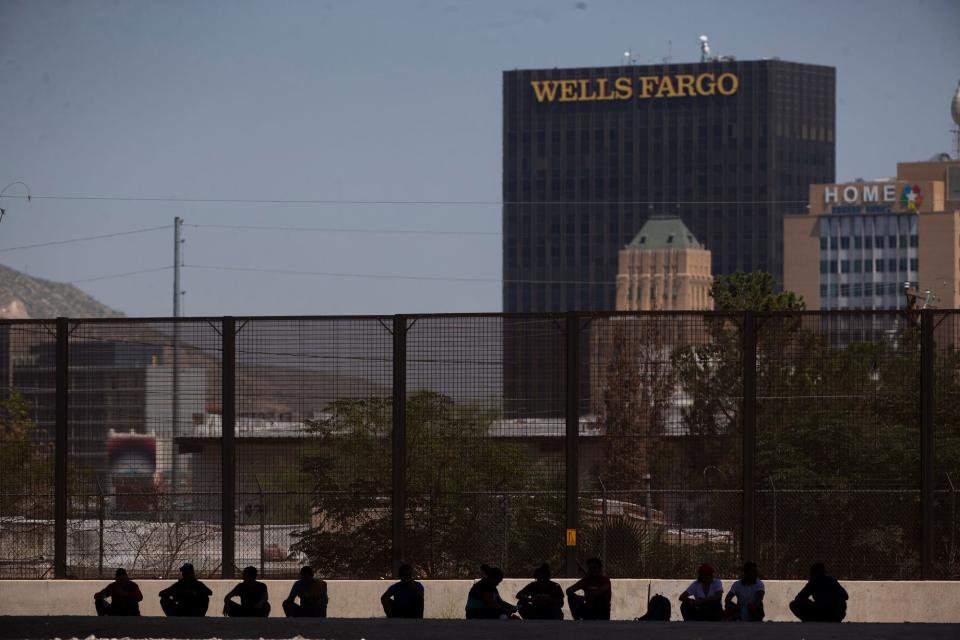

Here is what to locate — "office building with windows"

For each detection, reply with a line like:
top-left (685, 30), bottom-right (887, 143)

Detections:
top-left (502, 58), bottom-right (835, 313)
top-left (784, 158), bottom-right (960, 309)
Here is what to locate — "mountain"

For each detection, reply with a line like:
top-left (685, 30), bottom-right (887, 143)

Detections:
top-left (0, 263), bottom-right (123, 319)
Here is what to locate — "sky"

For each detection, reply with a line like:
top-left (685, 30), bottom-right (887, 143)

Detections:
top-left (0, 0), bottom-right (958, 317)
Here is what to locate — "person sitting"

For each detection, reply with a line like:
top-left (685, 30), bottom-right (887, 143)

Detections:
top-left (789, 562), bottom-right (848, 622)
top-left (94, 568), bottom-right (143, 616)
top-left (283, 566), bottom-right (328, 617)
top-left (159, 563), bottom-right (212, 617)
top-left (566, 558), bottom-right (611, 620)
top-left (679, 563), bottom-right (723, 621)
top-left (516, 563), bottom-right (564, 620)
top-left (381, 564), bottom-right (424, 619)
top-left (465, 564), bottom-right (520, 619)
top-left (724, 561), bottom-right (765, 621)
top-left (223, 566), bottom-right (271, 618)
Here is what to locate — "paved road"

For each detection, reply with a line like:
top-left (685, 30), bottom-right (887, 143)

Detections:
top-left (1, 617), bottom-right (957, 640)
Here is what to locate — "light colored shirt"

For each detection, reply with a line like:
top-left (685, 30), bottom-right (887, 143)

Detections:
top-left (729, 579), bottom-right (764, 605)
top-left (685, 578), bottom-right (723, 600)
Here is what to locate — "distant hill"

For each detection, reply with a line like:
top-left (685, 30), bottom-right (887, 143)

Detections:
top-left (0, 263), bottom-right (123, 319)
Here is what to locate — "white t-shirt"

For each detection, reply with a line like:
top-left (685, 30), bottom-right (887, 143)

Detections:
top-left (729, 579), bottom-right (765, 605)
top-left (685, 578), bottom-right (723, 600)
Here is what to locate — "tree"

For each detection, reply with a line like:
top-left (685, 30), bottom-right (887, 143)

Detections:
top-left (291, 391), bottom-right (563, 578)
top-left (709, 271), bottom-right (805, 312)
top-left (0, 391), bottom-right (53, 518)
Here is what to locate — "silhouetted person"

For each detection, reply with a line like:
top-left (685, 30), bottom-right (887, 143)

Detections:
top-left (465, 564), bottom-right (520, 619)
top-left (516, 563), bottom-right (564, 620)
top-left (283, 566), bottom-right (328, 618)
top-left (724, 562), bottom-right (765, 621)
top-left (566, 558), bottom-right (611, 620)
top-left (790, 563), bottom-right (848, 622)
top-left (679, 563), bottom-right (723, 621)
top-left (159, 563), bottom-right (212, 617)
top-left (381, 564), bottom-right (424, 619)
top-left (94, 568), bottom-right (143, 616)
top-left (223, 566), bottom-right (270, 617)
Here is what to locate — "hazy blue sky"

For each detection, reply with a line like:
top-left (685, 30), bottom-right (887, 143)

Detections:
top-left (1, 0), bottom-right (958, 316)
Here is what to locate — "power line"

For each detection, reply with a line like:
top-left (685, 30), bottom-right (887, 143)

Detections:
top-left (0, 225), bottom-right (171, 253)
top-left (184, 263), bottom-right (614, 285)
top-left (188, 223), bottom-right (499, 237)
top-left (70, 266), bottom-right (173, 284)
top-left (0, 193), bottom-right (809, 206)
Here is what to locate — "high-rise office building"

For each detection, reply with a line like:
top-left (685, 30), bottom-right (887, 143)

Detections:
top-left (502, 59), bottom-right (836, 313)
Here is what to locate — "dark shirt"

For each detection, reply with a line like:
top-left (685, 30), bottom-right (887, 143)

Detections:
top-left (226, 581), bottom-right (268, 608)
top-left (568, 575), bottom-right (612, 604)
top-left (517, 580), bottom-right (564, 616)
top-left (384, 580), bottom-right (424, 618)
top-left (796, 575), bottom-right (848, 606)
top-left (96, 581), bottom-right (143, 609)
top-left (466, 578), bottom-right (503, 611)
top-left (159, 578), bottom-right (213, 600)
top-left (286, 578), bottom-right (327, 609)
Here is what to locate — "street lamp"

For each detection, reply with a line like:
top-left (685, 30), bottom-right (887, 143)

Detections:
top-left (0, 181), bottom-right (32, 223)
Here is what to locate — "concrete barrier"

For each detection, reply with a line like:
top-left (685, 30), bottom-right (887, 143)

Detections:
top-left (1, 579), bottom-right (957, 622)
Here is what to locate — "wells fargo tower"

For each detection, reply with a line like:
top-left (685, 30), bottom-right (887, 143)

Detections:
top-left (502, 59), bottom-right (836, 313)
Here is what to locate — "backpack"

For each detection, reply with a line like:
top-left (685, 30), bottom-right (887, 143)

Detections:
top-left (637, 593), bottom-right (671, 621)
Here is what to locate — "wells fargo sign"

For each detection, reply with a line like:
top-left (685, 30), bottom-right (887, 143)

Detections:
top-left (530, 73), bottom-right (739, 103)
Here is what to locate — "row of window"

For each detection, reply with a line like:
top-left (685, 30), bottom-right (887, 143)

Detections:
top-left (819, 258), bottom-right (918, 274)
top-left (820, 281), bottom-right (915, 298)
top-left (819, 235), bottom-right (919, 251)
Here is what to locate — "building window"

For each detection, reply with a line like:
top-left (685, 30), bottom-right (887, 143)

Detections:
top-left (899, 235), bottom-right (908, 249)
top-left (865, 236), bottom-right (873, 250)
top-left (840, 237), bottom-right (850, 249)
top-left (820, 284), bottom-right (828, 298)
top-left (840, 283), bottom-right (850, 297)
top-left (910, 235), bottom-right (919, 248)
top-left (830, 237), bottom-right (838, 250)
top-left (820, 237), bottom-right (827, 250)
top-left (876, 260), bottom-right (884, 273)
top-left (854, 236), bottom-right (862, 250)
top-left (830, 283), bottom-right (839, 297)
top-left (875, 236), bottom-right (885, 249)
top-left (854, 260), bottom-right (862, 273)
top-left (899, 258), bottom-right (907, 272)
top-left (888, 258), bottom-right (897, 272)
top-left (864, 260), bottom-right (873, 273)
top-left (910, 258), bottom-right (919, 272)
top-left (820, 260), bottom-right (828, 274)
top-left (853, 283), bottom-right (862, 297)
top-left (830, 259), bottom-right (838, 273)
top-left (889, 235), bottom-right (897, 248)
top-left (841, 260), bottom-right (850, 273)
top-left (865, 282), bottom-right (874, 296)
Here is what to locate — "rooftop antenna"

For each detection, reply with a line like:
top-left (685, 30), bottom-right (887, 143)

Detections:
top-left (623, 49), bottom-right (636, 65)
top-left (699, 35), bottom-right (712, 63)
top-left (662, 39), bottom-right (672, 64)
top-left (951, 79), bottom-right (960, 159)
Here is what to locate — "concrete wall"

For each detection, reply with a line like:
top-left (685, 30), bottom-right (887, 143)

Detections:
top-left (1, 579), bottom-right (959, 622)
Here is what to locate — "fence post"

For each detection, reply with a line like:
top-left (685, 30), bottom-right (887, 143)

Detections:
top-left (741, 311), bottom-right (757, 564)
top-left (54, 317), bottom-right (69, 579)
top-left (565, 311), bottom-right (580, 578)
top-left (222, 316), bottom-right (236, 579)
top-left (391, 315), bottom-right (407, 574)
top-left (920, 309), bottom-right (934, 579)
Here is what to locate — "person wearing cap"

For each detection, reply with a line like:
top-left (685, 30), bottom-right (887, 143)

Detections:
top-left (381, 564), bottom-right (424, 619)
top-left (566, 558), bottom-right (611, 620)
top-left (94, 568), bottom-right (143, 616)
top-left (516, 563), bottom-right (564, 620)
top-left (679, 563), bottom-right (723, 621)
top-left (465, 564), bottom-right (520, 619)
top-left (724, 562), bottom-right (765, 621)
top-left (223, 566), bottom-right (271, 617)
top-left (283, 566), bottom-right (328, 617)
top-left (159, 563), bottom-right (213, 617)
top-left (789, 563), bottom-right (848, 622)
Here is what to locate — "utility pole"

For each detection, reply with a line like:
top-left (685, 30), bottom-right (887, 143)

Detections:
top-left (171, 217), bottom-right (183, 510)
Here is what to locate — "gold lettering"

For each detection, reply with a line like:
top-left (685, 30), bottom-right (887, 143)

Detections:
top-left (577, 79), bottom-right (597, 101)
top-left (531, 80), bottom-right (561, 103)
top-left (596, 78), bottom-right (615, 100)
top-left (559, 80), bottom-right (578, 101)
top-left (695, 73), bottom-right (716, 95)
top-left (675, 74), bottom-right (695, 97)
top-left (615, 76), bottom-right (633, 99)
top-left (655, 75), bottom-right (678, 98)
top-left (637, 76), bottom-right (658, 98)
top-left (716, 72), bottom-right (739, 96)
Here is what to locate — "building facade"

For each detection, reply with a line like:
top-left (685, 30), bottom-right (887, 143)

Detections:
top-left (503, 59), bottom-right (835, 313)
top-left (784, 158), bottom-right (960, 309)
top-left (615, 215), bottom-right (713, 311)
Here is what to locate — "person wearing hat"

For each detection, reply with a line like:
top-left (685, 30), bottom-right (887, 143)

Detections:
top-left (566, 558), bottom-right (611, 620)
top-left (679, 563), bottom-right (723, 621)
top-left (516, 563), bottom-right (564, 620)
top-left (159, 563), bottom-right (213, 616)
top-left (465, 564), bottom-right (520, 619)
top-left (94, 568), bottom-right (143, 616)
top-left (223, 566), bottom-right (271, 617)
top-left (381, 564), bottom-right (424, 618)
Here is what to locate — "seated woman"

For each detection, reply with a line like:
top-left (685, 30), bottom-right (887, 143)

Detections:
top-left (679, 564), bottom-right (723, 621)
top-left (516, 563), bottom-right (564, 620)
top-left (724, 562), bottom-right (765, 621)
top-left (565, 558), bottom-right (611, 620)
top-left (465, 564), bottom-right (519, 619)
